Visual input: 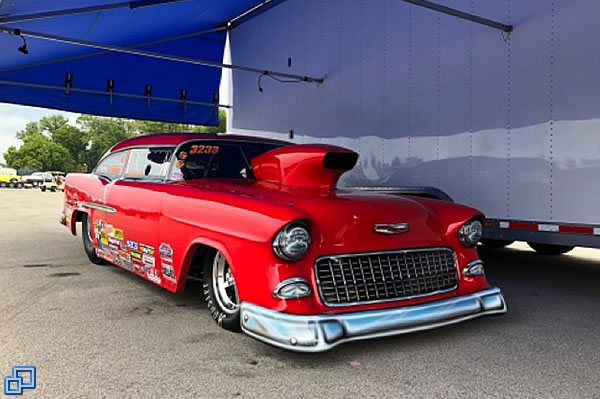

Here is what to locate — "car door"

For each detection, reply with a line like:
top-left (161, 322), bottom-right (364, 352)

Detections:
top-left (103, 147), bottom-right (173, 285)
top-left (87, 150), bottom-right (129, 258)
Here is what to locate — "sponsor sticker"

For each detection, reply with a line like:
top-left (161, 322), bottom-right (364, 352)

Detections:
top-left (112, 228), bottom-right (124, 241)
top-left (170, 171), bottom-right (183, 180)
top-left (100, 231), bottom-right (108, 245)
top-left (143, 254), bottom-right (155, 267)
top-left (159, 243), bottom-right (173, 262)
top-left (130, 250), bottom-right (142, 262)
top-left (126, 240), bottom-right (138, 251)
top-left (145, 266), bottom-right (161, 285)
top-left (161, 262), bottom-right (176, 285)
top-left (140, 244), bottom-right (154, 256)
top-left (117, 252), bottom-right (133, 270)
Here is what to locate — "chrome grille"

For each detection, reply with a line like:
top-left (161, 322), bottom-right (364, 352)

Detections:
top-left (315, 248), bottom-right (458, 306)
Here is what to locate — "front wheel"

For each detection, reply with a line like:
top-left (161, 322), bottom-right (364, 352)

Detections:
top-left (203, 249), bottom-right (241, 332)
top-left (528, 242), bottom-right (574, 255)
top-left (82, 213), bottom-right (108, 265)
top-left (0, 182), bottom-right (6, 188)
top-left (41, 186), bottom-right (46, 192)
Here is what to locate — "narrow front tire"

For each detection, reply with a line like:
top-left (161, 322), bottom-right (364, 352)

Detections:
top-left (203, 249), bottom-right (241, 332)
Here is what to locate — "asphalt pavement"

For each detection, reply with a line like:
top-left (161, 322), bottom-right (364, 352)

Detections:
top-left (0, 189), bottom-right (599, 398)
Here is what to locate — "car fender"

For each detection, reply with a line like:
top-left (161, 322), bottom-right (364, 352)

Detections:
top-left (176, 236), bottom-right (235, 295)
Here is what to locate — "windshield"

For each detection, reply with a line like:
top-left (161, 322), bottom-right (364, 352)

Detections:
top-left (170, 140), bottom-right (283, 180)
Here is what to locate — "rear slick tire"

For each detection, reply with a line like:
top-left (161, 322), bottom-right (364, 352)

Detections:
top-left (82, 213), bottom-right (109, 265)
top-left (203, 249), bottom-right (241, 332)
top-left (527, 242), bottom-right (574, 255)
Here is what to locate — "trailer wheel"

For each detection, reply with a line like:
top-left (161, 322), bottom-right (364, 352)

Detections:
top-left (527, 242), bottom-right (574, 255)
top-left (481, 239), bottom-right (514, 249)
top-left (82, 213), bottom-right (109, 265)
top-left (51, 186), bottom-right (57, 192)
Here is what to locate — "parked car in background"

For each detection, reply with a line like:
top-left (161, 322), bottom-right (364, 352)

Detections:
top-left (21, 172), bottom-right (53, 188)
top-left (61, 133), bottom-right (506, 352)
top-left (0, 167), bottom-right (21, 188)
top-left (41, 173), bottom-right (65, 192)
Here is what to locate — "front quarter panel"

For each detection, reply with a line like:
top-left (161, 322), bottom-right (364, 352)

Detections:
top-left (158, 182), bottom-right (308, 295)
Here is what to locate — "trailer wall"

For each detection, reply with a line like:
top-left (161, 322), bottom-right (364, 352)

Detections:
top-left (230, 0), bottom-right (600, 230)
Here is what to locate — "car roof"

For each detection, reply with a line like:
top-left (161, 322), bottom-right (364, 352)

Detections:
top-left (110, 133), bottom-right (290, 152)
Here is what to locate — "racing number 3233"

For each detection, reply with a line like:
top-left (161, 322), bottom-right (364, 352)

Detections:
top-left (190, 145), bottom-right (219, 155)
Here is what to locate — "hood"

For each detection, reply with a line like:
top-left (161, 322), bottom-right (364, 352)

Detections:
top-left (251, 144), bottom-right (358, 190)
top-left (179, 178), bottom-right (481, 253)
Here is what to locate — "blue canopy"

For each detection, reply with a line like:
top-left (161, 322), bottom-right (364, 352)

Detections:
top-left (0, 0), bottom-right (266, 125)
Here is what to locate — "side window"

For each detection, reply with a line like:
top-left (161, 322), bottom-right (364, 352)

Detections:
top-left (95, 151), bottom-right (128, 179)
top-left (44, 174), bottom-right (53, 182)
top-left (124, 148), bottom-right (173, 180)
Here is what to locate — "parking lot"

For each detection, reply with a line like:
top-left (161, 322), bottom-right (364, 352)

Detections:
top-left (0, 188), bottom-right (599, 398)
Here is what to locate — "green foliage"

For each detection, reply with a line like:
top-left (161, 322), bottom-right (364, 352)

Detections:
top-left (3, 110), bottom-right (227, 173)
top-left (4, 133), bottom-right (74, 172)
top-left (130, 109), bottom-right (227, 134)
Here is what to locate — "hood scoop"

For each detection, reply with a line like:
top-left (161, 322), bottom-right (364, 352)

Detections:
top-left (251, 144), bottom-right (359, 190)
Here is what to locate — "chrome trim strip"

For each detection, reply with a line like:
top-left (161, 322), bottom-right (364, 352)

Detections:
top-left (82, 202), bottom-right (116, 214)
top-left (314, 247), bottom-right (458, 307)
top-left (273, 278), bottom-right (312, 299)
top-left (241, 287), bottom-right (507, 353)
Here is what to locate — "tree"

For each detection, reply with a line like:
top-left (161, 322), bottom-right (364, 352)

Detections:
top-left (130, 109), bottom-right (227, 134)
top-left (77, 115), bottom-right (137, 170)
top-left (4, 134), bottom-right (74, 172)
top-left (51, 124), bottom-right (90, 170)
top-left (3, 110), bottom-right (228, 173)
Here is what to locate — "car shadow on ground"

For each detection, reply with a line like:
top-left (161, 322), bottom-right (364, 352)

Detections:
top-left (105, 245), bottom-right (600, 362)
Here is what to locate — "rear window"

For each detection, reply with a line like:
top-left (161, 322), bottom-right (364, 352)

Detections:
top-left (170, 140), bottom-right (282, 180)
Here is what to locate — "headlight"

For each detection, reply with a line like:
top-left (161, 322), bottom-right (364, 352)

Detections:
top-left (459, 219), bottom-right (483, 247)
top-left (272, 221), bottom-right (311, 261)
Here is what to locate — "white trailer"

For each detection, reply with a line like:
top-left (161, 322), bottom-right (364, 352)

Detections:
top-left (227, 0), bottom-right (600, 253)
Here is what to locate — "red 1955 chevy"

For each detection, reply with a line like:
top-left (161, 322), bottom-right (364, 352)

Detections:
top-left (61, 133), bottom-right (506, 352)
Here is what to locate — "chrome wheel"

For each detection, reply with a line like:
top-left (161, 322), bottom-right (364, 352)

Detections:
top-left (212, 251), bottom-right (239, 314)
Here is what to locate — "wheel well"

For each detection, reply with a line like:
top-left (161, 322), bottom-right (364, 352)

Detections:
top-left (177, 243), bottom-right (216, 293)
top-left (68, 209), bottom-right (86, 236)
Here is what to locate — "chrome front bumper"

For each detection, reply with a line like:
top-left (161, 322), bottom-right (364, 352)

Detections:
top-left (241, 287), bottom-right (506, 352)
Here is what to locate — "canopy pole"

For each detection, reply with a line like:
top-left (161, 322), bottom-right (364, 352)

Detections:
top-left (0, 0), bottom-right (194, 24)
top-left (400, 0), bottom-right (513, 32)
top-left (0, 79), bottom-right (232, 108)
top-left (0, 27), bottom-right (324, 85)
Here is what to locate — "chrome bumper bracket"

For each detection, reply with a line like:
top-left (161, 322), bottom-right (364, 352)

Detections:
top-left (241, 287), bottom-right (507, 352)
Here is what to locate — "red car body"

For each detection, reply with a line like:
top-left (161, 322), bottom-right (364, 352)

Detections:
top-left (62, 133), bottom-right (506, 352)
